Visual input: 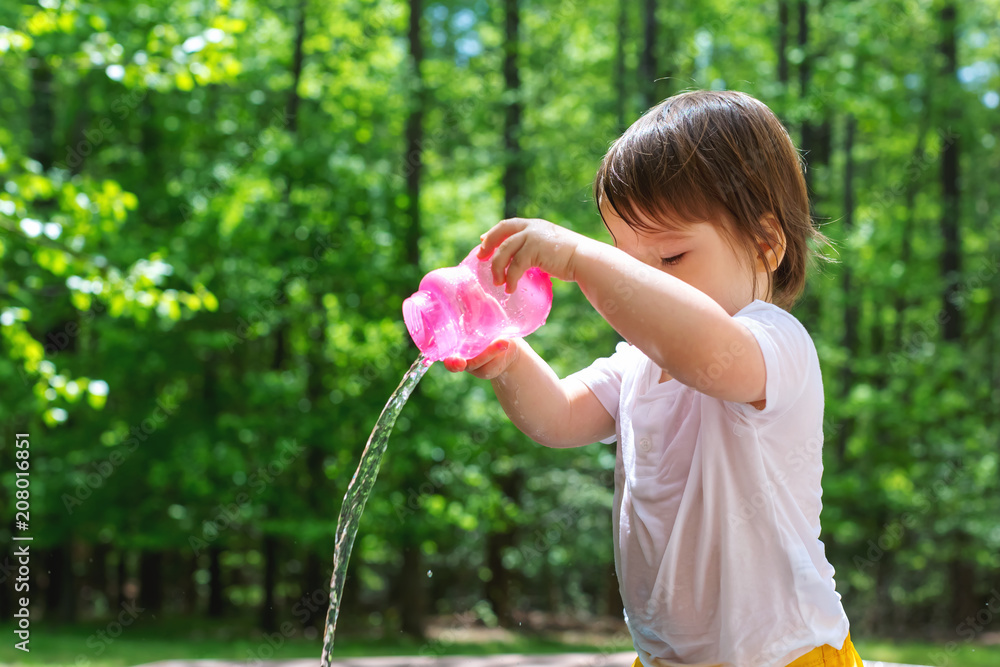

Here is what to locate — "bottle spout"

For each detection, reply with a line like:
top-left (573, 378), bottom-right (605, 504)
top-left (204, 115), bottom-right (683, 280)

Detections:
top-left (403, 290), bottom-right (436, 354)
top-left (403, 289), bottom-right (460, 361)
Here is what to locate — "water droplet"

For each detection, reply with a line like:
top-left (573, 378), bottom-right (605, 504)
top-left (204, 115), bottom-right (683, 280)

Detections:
top-left (426, 570), bottom-right (433, 578)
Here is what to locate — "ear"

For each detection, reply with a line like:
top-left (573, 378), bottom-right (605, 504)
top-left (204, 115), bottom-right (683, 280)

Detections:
top-left (756, 213), bottom-right (786, 272)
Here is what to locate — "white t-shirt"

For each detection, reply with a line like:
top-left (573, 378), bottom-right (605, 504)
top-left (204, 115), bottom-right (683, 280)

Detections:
top-left (566, 299), bottom-right (849, 667)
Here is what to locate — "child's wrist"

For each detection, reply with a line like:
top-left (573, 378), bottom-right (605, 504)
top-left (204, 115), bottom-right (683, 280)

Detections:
top-left (567, 236), bottom-right (609, 284)
top-left (501, 338), bottom-right (523, 373)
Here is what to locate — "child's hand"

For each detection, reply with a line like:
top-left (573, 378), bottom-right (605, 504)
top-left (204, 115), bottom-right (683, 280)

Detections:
top-left (477, 218), bottom-right (593, 293)
top-left (442, 339), bottom-right (519, 380)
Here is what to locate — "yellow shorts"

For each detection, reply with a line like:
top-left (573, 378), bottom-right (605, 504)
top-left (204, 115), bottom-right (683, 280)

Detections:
top-left (630, 632), bottom-right (864, 667)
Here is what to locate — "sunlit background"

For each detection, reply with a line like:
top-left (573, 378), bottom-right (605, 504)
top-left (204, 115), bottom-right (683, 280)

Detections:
top-left (1, 0), bottom-right (999, 664)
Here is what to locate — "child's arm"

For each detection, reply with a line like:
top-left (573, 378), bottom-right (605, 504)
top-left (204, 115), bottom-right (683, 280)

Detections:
top-left (478, 218), bottom-right (767, 405)
top-left (444, 338), bottom-right (615, 448)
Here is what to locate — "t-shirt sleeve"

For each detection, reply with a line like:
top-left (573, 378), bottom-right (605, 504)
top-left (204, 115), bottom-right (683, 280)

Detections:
top-left (564, 341), bottom-right (633, 444)
top-left (730, 306), bottom-right (817, 422)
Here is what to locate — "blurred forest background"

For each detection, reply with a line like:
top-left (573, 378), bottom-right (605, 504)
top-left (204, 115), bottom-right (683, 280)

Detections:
top-left (1, 0), bottom-right (999, 653)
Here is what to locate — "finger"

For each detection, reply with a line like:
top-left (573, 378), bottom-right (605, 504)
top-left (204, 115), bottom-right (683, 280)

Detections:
top-left (492, 232), bottom-right (527, 287)
top-left (464, 339), bottom-right (510, 371)
top-left (462, 352), bottom-right (491, 373)
top-left (442, 357), bottom-right (467, 373)
top-left (479, 219), bottom-right (527, 259)
top-left (503, 248), bottom-right (533, 294)
top-left (476, 238), bottom-right (493, 260)
top-left (470, 341), bottom-right (517, 380)
top-left (470, 357), bottom-right (506, 380)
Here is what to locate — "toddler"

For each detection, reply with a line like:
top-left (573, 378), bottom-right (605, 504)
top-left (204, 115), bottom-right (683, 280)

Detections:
top-left (444, 90), bottom-right (862, 667)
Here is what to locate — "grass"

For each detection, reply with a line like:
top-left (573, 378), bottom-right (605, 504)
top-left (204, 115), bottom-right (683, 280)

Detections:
top-left (2, 616), bottom-right (999, 667)
top-left (853, 638), bottom-right (1000, 667)
top-left (0, 615), bottom-right (628, 667)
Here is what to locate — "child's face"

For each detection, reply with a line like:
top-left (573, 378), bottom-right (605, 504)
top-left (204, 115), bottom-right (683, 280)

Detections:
top-left (599, 202), bottom-right (760, 316)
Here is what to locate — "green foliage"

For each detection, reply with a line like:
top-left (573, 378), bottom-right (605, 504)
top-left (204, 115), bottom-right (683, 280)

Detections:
top-left (1, 0), bottom-right (998, 642)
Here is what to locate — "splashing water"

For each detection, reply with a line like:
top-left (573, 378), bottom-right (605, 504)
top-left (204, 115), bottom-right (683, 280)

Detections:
top-left (320, 353), bottom-right (431, 666)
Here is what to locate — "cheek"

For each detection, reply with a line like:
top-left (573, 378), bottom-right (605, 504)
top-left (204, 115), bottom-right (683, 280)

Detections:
top-left (686, 262), bottom-right (725, 292)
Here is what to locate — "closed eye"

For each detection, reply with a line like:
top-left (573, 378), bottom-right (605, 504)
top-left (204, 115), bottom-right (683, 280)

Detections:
top-left (660, 253), bottom-right (685, 266)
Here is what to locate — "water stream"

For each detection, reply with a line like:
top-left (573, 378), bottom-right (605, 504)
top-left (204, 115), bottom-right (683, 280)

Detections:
top-left (320, 353), bottom-right (431, 666)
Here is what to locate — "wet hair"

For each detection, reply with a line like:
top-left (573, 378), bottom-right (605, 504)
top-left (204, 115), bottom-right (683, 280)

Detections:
top-left (593, 89), bottom-right (826, 310)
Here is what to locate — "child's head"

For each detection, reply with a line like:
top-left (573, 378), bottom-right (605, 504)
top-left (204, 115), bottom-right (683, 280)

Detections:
top-left (593, 90), bottom-right (821, 311)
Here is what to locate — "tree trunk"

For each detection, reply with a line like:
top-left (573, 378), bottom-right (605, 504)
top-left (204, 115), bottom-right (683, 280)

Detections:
top-left (339, 560), bottom-right (361, 619)
top-left (138, 550), bottom-right (164, 615)
top-left (90, 542), bottom-right (110, 614)
top-left (615, 0), bottom-right (628, 132)
top-left (543, 558), bottom-right (560, 611)
top-left (286, 0), bottom-right (307, 134)
top-left (29, 59), bottom-right (55, 170)
top-left (796, 0), bottom-right (832, 199)
top-left (261, 535), bottom-right (278, 632)
top-left (43, 546), bottom-right (62, 620)
top-left (776, 0), bottom-right (789, 88)
top-left (793, 0), bottom-right (829, 328)
top-left (836, 114), bottom-right (857, 465)
top-left (485, 471), bottom-right (521, 627)
top-left (938, 2), bottom-right (962, 341)
top-left (603, 461), bottom-right (623, 619)
top-left (256, 288), bottom-right (287, 633)
top-left (638, 0), bottom-right (657, 110)
top-left (937, 1), bottom-right (973, 628)
top-left (383, 0), bottom-right (431, 640)
top-left (502, 0), bottom-right (524, 218)
top-left (303, 299), bottom-right (328, 630)
top-left (398, 541), bottom-right (426, 637)
top-left (795, 1), bottom-right (834, 191)
top-left (893, 166), bottom-right (918, 349)
top-left (485, 0), bottom-right (524, 625)
top-left (486, 530), bottom-right (515, 626)
top-left (872, 543), bottom-right (893, 634)
top-left (179, 550), bottom-right (197, 614)
top-left (201, 364), bottom-right (227, 618)
top-left (947, 533), bottom-right (977, 625)
top-left (796, 0), bottom-right (811, 168)
top-left (990, 243), bottom-right (999, 432)
top-left (605, 561), bottom-right (623, 619)
top-left (278, 0), bottom-right (305, 207)
top-left (140, 94), bottom-right (161, 184)
top-left (208, 546), bottom-right (225, 617)
top-left (0, 518), bottom-right (13, 619)
top-left (64, 83), bottom-right (91, 176)
top-left (44, 545), bottom-right (76, 621)
top-left (304, 549), bottom-right (325, 631)
top-left (115, 549), bottom-right (129, 610)
top-left (405, 0), bottom-right (425, 268)
top-left (891, 102), bottom-right (930, 350)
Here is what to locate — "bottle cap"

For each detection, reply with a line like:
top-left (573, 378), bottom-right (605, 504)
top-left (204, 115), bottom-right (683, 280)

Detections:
top-left (403, 290), bottom-right (459, 361)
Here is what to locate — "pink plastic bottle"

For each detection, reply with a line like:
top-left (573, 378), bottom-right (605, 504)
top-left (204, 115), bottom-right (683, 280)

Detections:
top-left (403, 246), bottom-right (553, 362)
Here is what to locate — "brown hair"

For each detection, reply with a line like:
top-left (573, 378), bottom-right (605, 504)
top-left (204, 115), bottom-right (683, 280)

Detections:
top-left (593, 89), bottom-right (826, 310)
